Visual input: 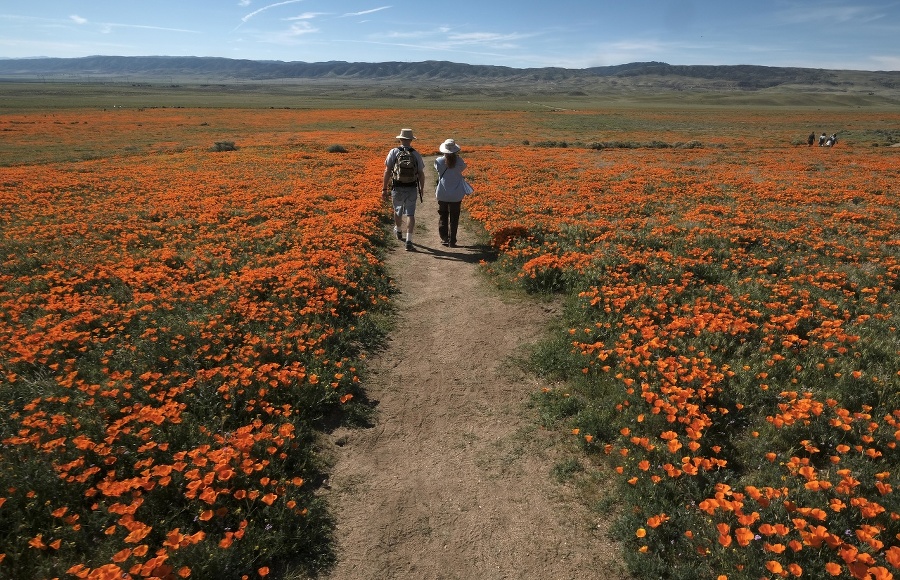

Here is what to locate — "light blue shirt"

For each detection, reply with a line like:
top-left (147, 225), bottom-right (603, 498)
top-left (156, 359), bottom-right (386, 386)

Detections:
top-left (434, 155), bottom-right (468, 202)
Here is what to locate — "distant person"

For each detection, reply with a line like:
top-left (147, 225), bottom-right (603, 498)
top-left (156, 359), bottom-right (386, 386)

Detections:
top-left (382, 128), bottom-right (425, 251)
top-left (434, 138), bottom-right (470, 248)
top-left (829, 133), bottom-right (838, 146)
top-left (819, 133), bottom-right (827, 146)
top-left (808, 132), bottom-right (815, 146)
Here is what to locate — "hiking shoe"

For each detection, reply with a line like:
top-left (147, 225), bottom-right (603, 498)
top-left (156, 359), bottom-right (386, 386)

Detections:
top-left (396, 230), bottom-right (403, 240)
top-left (406, 241), bottom-right (414, 251)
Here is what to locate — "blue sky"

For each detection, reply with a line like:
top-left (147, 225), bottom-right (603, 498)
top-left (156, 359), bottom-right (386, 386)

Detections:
top-left (2, 1), bottom-right (899, 71)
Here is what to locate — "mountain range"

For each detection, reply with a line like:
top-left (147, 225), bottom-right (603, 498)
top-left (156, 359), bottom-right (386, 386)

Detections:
top-left (1, 56), bottom-right (898, 96)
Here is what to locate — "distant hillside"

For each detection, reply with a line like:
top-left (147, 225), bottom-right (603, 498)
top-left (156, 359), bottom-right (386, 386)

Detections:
top-left (1, 55), bottom-right (898, 95)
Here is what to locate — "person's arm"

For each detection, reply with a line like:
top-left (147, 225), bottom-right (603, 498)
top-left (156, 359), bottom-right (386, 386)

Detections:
top-left (416, 153), bottom-right (425, 201)
top-left (433, 159), bottom-right (441, 199)
top-left (418, 168), bottom-right (425, 201)
top-left (382, 149), bottom-right (394, 197)
top-left (382, 165), bottom-right (392, 198)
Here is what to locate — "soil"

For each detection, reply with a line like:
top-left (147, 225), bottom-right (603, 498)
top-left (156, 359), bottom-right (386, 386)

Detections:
top-left (320, 159), bottom-right (630, 580)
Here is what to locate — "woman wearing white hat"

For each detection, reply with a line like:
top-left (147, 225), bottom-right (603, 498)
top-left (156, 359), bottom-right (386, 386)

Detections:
top-left (433, 138), bottom-right (470, 247)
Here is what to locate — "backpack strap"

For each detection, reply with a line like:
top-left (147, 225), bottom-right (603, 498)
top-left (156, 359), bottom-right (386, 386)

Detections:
top-left (390, 146), bottom-right (404, 174)
top-left (392, 146), bottom-right (417, 168)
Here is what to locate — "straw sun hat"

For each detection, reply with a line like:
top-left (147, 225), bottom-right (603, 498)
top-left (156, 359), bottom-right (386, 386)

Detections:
top-left (395, 128), bottom-right (416, 140)
top-left (439, 139), bottom-right (461, 154)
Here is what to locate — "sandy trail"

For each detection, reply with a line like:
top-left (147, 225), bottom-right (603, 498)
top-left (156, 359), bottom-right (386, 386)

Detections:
top-left (321, 158), bottom-right (628, 580)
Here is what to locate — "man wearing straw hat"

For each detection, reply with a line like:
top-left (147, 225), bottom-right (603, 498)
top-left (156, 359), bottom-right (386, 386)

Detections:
top-left (382, 128), bottom-right (426, 251)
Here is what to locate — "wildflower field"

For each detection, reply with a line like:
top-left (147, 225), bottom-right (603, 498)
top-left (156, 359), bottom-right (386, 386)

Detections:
top-left (1, 98), bottom-right (898, 580)
top-left (0, 106), bottom-right (406, 579)
top-left (462, 111), bottom-right (900, 578)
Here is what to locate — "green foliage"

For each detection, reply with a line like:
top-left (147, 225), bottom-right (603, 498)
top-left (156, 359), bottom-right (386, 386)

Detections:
top-left (551, 457), bottom-right (584, 482)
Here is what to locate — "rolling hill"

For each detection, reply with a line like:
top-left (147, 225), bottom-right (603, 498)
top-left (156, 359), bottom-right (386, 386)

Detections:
top-left (1, 56), bottom-right (898, 99)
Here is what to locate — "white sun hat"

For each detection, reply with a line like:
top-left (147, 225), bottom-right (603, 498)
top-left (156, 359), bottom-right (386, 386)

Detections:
top-left (439, 138), bottom-right (461, 153)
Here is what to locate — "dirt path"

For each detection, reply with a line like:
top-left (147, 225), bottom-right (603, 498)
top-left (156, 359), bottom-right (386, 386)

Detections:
top-left (320, 159), bottom-right (629, 580)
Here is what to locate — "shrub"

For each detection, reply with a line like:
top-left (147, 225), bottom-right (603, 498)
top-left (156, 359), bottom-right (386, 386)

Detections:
top-left (213, 141), bottom-right (237, 151)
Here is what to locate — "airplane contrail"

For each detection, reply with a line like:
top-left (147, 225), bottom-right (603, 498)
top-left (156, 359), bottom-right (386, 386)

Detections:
top-left (239, 0), bottom-right (305, 25)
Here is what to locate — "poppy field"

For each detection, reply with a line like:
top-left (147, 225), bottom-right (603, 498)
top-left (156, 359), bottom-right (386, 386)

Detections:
top-left (462, 112), bottom-right (900, 578)
top-left (1, 99), bottom-right (898, 580)
top-left (0, 106), bottom-right (408, 579)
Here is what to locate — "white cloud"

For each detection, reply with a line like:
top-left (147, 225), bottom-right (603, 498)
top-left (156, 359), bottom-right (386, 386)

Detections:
top-left (65, 14), bottom-right (196, 35)
top-left (241, 0), bottom-right (306, 24)
top-left (341, 6), bottom-right (391, 18)
top-left (380, 28), bottom-right (535, 49)
top-left (285, 12), bottom-right (326, 21)
top-left (331, 37), bottom-right (516, 63)
top-left (775, 4), bottom-right (887, 25)
top-left (287, 21), bottom-right (317, 36)
top-left (382, 29), bottom-right (432, 40)
top-left (111, 23), bottom-right (199, 33)
top-left (446, 32), bottom-right (527, 45)
top-left (869, 54), bottom-right (900, 69)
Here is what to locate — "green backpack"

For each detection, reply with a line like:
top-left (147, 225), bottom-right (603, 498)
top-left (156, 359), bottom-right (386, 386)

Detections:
top-left (392, 147), bottom-right (418, 185)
